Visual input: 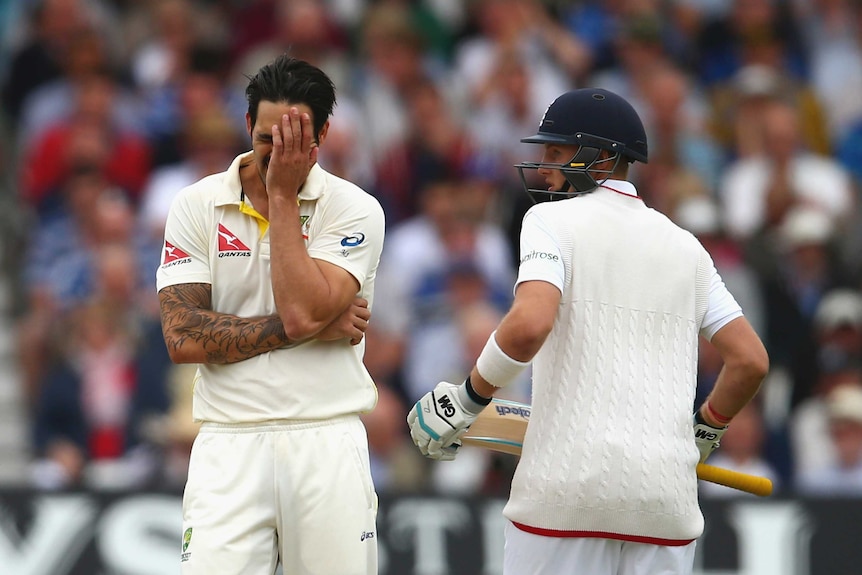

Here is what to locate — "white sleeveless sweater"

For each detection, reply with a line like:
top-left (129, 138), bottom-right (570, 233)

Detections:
top-left (503, 188), bottom-right (712, 542)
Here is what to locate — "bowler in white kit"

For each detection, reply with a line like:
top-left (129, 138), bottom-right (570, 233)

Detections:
top-left (157, 55), bottom-right (385, 575)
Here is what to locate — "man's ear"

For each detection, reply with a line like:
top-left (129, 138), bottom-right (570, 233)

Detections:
top-left (246, 112), bottom-right (253, 137)
top-left (316, 119), bottom-right (331, 147)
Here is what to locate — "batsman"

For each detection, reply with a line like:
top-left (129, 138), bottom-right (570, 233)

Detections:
top-left (407, 88), bottom-right (769, 574)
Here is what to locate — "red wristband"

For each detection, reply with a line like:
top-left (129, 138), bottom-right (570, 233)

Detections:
top-left (705, 401), bottom-right (732, 426)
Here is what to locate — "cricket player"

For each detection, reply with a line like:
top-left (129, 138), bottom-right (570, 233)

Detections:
top-left (157, 56), bottom-right (384, 575)
top-left (408, 88), bottom-right (769, 574)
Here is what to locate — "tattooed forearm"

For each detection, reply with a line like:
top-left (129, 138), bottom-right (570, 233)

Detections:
top-left (159, 283), bottom-right (290, 364)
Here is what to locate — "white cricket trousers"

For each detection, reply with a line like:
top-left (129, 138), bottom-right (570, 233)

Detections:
top-left (504, 521), bottom-right (696, 575)
top-left (180, 416), bottom-right (378, 575)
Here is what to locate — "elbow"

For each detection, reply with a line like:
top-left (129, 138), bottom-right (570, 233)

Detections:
top-left (165, 345), bottom-right (194, 364)
top-left (279, 310), bottom-right (324, 342)
top-left (507, 318), bottom-right (553, 359)
top-left (167, 348), bottom-right (193, 364)
top-left (162, 329), bottom-right (200, 364)
top-left (735, 344), bottom-right (770, 389)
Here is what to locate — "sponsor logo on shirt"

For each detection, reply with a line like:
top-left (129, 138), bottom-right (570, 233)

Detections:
top-left (360, 531), bottom-right (375, 542)
top-left (161, 241), bottom-right (192, 268)
top-left (520, 250), bottom-right (559, 265)
top-left (217, 224), bottom-right (251, 258)
top-left (341, 233), bottom-right (365, 247)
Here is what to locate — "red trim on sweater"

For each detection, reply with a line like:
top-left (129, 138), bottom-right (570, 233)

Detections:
top-left (598, 184), bottom-right (643, 201)
top-left (511, 522), bottom-right (695, 547)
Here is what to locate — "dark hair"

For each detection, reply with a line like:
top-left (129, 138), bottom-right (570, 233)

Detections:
top-left (245, 55), bottom-right (336, 140)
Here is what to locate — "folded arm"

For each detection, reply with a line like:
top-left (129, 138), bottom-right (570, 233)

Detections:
top-left (159, 283), bottom-right (291, 364)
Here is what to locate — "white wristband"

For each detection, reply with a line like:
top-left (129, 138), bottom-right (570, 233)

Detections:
top-left (476, 331), bottom-right (529, 388)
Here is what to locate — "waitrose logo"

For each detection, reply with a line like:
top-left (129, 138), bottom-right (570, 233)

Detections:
top-left (520, 250), bottom-right (559, 264)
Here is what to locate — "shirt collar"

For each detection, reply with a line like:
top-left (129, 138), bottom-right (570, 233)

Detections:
top-left (214, 152), bottom-right (252, 207)
top-left (598, 179), bottom-right (639, 198)
top-left (298, 163), bottom-right (326, 201)
top-left (214, 152), bottom-right (328, 207)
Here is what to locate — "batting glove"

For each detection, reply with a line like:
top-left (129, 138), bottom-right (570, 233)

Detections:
top-left (407, 381), bottom-right (487, 460)
top-left (693, 410), bottom-right (728, 463)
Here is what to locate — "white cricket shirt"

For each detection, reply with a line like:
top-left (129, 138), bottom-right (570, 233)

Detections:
top-left (503, 181), bottom-right (742, 543)
top-left (156, 153), bottom-right (385, 422)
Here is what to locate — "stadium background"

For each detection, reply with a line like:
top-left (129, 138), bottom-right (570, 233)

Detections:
top-left (1, 0), bottom-right (862, 573)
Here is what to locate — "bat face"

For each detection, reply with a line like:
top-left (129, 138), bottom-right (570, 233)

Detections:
top-left (462, 398), bottom-right (531, 456)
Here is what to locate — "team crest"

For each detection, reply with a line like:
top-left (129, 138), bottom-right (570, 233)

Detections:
top-left (300, 215), bottom-right (310, 241)
top-left (181, 527), bottom-right (193, 562)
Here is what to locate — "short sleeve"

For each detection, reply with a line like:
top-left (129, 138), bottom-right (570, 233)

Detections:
top-left (155, 187), bottom-right (213, 291)
top-left (305, 191), bottom-right (385, 290)
top-left (515, 209), bottom-right (564, 293)
top-left (699, 261), bottom-right (744, 341)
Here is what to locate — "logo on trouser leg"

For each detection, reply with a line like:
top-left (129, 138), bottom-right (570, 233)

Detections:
top-left (181, 527), bottom-right (193, 562)
top-left (360, 531), bottom-right (375, 542)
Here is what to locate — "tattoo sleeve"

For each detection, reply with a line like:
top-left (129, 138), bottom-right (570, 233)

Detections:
top-left (159, 283), bottom-right (291, 364)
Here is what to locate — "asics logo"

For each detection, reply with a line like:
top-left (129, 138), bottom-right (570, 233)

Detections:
top-left (341, 233), bottom-right (365, 247)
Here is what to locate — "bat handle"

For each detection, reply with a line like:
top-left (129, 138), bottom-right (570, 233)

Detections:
top-left (696, 463), bottom-right (773, 497)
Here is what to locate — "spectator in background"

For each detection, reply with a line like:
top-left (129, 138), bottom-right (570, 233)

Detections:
top-left (789, 290), bottom-right (862, 478)
top-left (759, 208), bottom-right (855, 405)
top-left (18, 26), bottom-right (141, 150)
top-left (369, 176), bottom-right (515, 403)
top-left (231, 0), bottom-right (350, 92)
top-left (316, 97), bottom-right (376, 193)
top-left (19, 69), bottom-right (152, 217)
top-left (719, 99), bottom-right (853, 243)
top-left (141, 43), bottom-right (245, 168)
top-left (694, 0), bottom-right (809, 87)
top-left (0, 0), bottom-right (91, 125)
top-left (128, 0), bottom-right (225, 96)
top-left (797, 382), bottom-right (862, 495)
top-left (17, 164), bottom-right (146, 404)
top-left (708, 63), bottom-right (831, 160)
top-left (355, 3), bottom-right (440, 164)
top-left (636, 64), bottom-right (721, 214)
top-left (454, 0), bottom-right (572, 115)
top-left (30, 237), bottom-right (171, 491)
top-left (30, 293), bottom-right (168, 490)
top-left (589, 12), bottom-right (676, 122)
top-left (464, 46), bottom-right (560, 236)
top-left (803, 0), bottom-right (862, 148)
top-left (376, 76), bottom-right (484, 224)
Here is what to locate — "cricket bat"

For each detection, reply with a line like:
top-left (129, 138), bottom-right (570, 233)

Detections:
top-left (462, 398), bottom-right (773, 497)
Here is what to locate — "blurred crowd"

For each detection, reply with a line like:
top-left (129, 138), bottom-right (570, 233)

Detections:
top-left (1, 0), bottom-right (862, 498)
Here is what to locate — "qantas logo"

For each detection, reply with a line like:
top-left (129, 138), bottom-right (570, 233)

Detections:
top-left (162, 241), bottom-right (191, 267)
top-left (217, 224), bottom-right (251, 258)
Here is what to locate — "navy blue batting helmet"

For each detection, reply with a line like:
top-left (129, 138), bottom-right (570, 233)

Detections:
top-left (516, 88), bottom-right (648, 201)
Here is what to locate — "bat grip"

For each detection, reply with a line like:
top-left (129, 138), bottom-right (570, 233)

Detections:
top-left (696, 463), bottom-right (773, 497)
